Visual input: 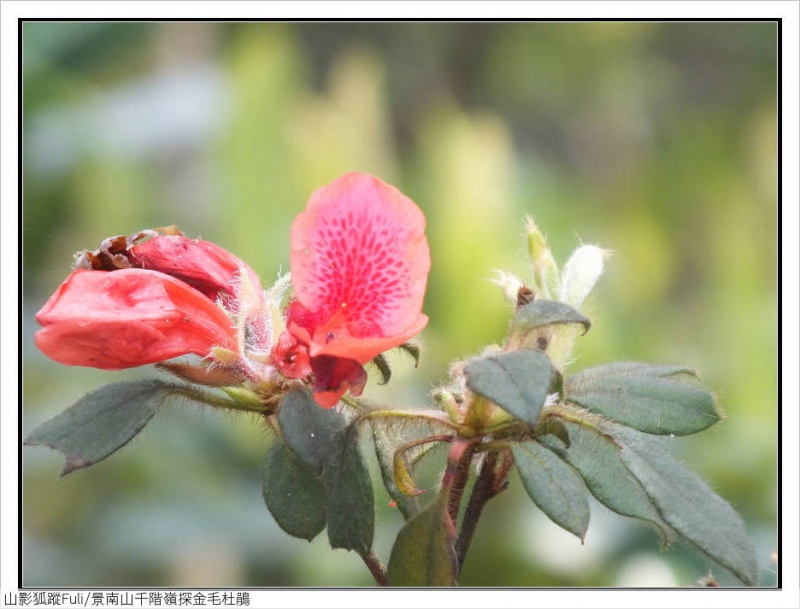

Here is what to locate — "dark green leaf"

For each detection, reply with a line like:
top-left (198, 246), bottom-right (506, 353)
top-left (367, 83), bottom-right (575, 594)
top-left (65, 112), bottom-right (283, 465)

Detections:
top-left (612, 425), bottom-right (758, 585)
top-left (372, 426), bottom-right (421, 521)
top-left (397, 342), bottom-right (421, 368)
top-left (261, 439), bottom-right (327, 541)
top-left (25, 379), bottom-right (177, 475)
top-left (513, 299), bottom-right (591, 335)
top-left (371, 354), bottom-right (392, 385)
top-left (387, 500), bottom-right (457, 586)
top-left (512, 441), bottom-right (590, 540)
top-left (324, 430), bottom-right (374, 555)
top-left (278, 388), bottom-right (346, 473)
top-left (539, 419), bottom-right (673, 543)
top-left (565, 363), bottom-right (720, 436)
top-left (464, 349), bottom-right (554, 426)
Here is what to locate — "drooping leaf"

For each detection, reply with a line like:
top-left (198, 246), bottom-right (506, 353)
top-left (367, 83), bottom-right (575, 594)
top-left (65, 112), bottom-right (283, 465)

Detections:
top-left (397, 342), bottom-right (421, 368)
top-left (387, 499), bottom-right (457, 586)
top-left (372, 425), bottom-right (421, 521)
top-left (278, 388), bottom-right (346, 473)
top-left (393, 449), bottom-right (425, 497)
top-left (539, 418), bottom-right (673, 543)
top-left (261, 439), bottom-right (327, 541)
top-left (564, 363), bottom-right (720, 436)
top-left (25, 379), bottom-right (180, 475)
top-left (512, 441), bottom-right (590, 540)
top-left (512, 299), bottom-right (591, 336)
top-left (464, 349), bottom-right (554, 426)
top-left (611, 425), bottom-right (758, 586)
top-left (323, 430), bottom-right (374, 555)
top-left (371, 353), bottom-right (392, 385)
top-left (533, 417), bottom-right (571, 447)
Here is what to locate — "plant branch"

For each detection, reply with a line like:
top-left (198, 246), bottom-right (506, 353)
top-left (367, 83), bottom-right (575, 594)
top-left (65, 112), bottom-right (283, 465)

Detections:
top-left (454, 449), bottom-right (513, 573)
top-left (360, 551), bottom-right (389, 586)
top-left (442, 439), bottom-right (475, 527)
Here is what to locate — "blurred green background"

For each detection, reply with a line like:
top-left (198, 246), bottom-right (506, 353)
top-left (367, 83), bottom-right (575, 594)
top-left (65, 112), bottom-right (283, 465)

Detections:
top-left (22, 21), bottom-right (777, 587)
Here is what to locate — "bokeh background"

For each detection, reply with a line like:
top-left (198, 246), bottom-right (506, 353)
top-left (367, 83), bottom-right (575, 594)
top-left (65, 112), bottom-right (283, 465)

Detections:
top-left (22, 21), bottom-right (778, 587)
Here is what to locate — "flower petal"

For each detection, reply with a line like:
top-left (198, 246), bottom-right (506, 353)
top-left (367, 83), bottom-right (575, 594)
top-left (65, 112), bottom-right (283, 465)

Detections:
top-left (130, 234), bottom-right (258, 302)
top-left (290, 172), bottom-right (430, 349)
top-left (288, 308), bottom-right (428, 363)
top-left (35, 269), bottom-right (236, 370)
top-left (309, 356), bottom-right (368, 408)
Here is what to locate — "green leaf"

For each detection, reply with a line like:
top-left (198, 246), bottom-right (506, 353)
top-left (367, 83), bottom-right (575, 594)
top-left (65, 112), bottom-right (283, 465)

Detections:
top-left (24, 379), bottom-right (177, 475)
top-left (513, 299), bottom-right (591, 335)
top-left (564, 363), bottom-right (720, 436)
top-left (538, 419), bottom-right (673, 543)
top-left (323, 430), bottom-right (374, 555)
top-left (261, 439), bottom-right (327, 541)
top-left (278, 388), bottom-right (346, 473)
top-left (387, 500), bottom-right (457, 586)
top-left (512, 441), bottom-right (590, 540)
top-left (612, 425), bottom-right (758, 585)
top-left (464, 349), bottom-right (554, 426)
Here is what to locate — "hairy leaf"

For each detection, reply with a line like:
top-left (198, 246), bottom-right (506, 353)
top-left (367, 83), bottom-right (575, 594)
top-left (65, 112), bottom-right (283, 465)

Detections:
top-left (25, 379), bottom-right (178, 475)
top-left (464, 349), bottom-right (554, 426)
top-left (612, 425), bottom-right (758, 585)
top-left (513, 441), bottom-right (590, 540)
top-left (513, 299), bottom-right (591, 335)
top-left (539, 418), bottom-right (673, 543)
top-left (262, 439), bottom-right (327, 541)
top-left (324, 430), bottom-right (374, 555)
top-left (387, 500), bottom-right (457, 586)
top-left (565, 363), bottom-right (720, 435)
top-left (278, 388), bottom-right (346, 473)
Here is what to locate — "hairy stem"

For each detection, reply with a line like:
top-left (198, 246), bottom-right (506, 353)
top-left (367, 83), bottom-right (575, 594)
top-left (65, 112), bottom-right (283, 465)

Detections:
top-left (442, 439), bottom-right (475, 528)
top-left (170, 386), bottom-right (268, 415)
top-left (350, 408), bottom-right (459, 431)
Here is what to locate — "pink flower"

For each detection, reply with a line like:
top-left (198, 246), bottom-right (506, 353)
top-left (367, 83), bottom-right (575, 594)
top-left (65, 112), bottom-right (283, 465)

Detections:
top-left (273, 172), bottom-right (430, 407)
top-left (35, 268), bottom-right (237, 370)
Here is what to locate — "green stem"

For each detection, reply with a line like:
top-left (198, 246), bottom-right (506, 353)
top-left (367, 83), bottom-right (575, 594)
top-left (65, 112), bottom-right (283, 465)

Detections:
top-left (170, 386), bottom-right (268, 415)
top-left (351, 408), bottom-right (460, 431)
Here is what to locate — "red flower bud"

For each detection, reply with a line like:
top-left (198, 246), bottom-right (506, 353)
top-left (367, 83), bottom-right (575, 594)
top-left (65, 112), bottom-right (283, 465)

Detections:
top-left (129, 234), bottom-right (257, 303)
top-left (35, 268), bottom-right (236, 370)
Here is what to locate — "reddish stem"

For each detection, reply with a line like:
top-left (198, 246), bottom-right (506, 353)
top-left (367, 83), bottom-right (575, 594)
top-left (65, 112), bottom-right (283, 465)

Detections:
top-left (442, 439), bottom-right (475, 530)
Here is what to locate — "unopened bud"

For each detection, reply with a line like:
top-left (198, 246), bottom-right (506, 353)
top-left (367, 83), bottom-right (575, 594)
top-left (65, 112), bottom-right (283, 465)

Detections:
top-left (559, 244), bottom-right (608, 310)
top-left (525, 217), bottom-right (559, 299)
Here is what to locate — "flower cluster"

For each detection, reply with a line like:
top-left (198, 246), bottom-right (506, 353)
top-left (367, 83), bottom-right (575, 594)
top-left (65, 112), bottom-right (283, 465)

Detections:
top-left (34, 173), bottom-right (431, 408)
